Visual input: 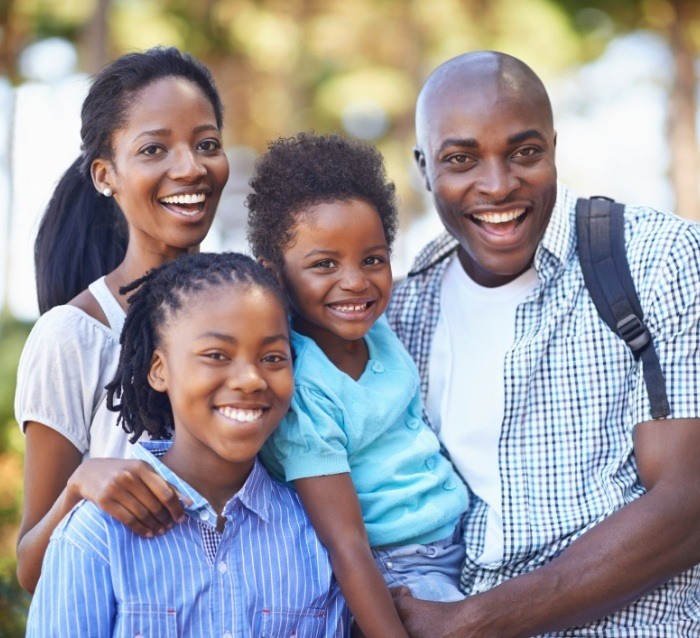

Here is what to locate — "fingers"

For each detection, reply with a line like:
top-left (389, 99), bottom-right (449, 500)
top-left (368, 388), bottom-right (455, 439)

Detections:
top-left (139, 467), bottom-right (192, 521)
top-left (100, 484), bottom-right (177, 537)
top-left (78, 459), bottom-right (190, 537)
top-left (390, 586), bottom-right (414, 600)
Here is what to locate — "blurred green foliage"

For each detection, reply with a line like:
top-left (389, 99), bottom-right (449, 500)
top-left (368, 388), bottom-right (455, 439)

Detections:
top-left (0, 312), bottom-right (33, 637)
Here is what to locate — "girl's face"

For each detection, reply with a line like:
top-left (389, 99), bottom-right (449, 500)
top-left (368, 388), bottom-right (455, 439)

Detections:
top-left (148, 282), bottom-right (293, 476)
top-left (93, 77), bottom-right (229, 259)
top-left (279, 198), bottom-right (392, 354)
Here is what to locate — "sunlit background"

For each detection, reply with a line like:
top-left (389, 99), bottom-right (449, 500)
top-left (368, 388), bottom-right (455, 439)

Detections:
top-left (0, 1), bottom-right (698, 632)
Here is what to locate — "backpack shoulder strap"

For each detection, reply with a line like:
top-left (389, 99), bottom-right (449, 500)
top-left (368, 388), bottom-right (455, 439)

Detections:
top-left (576, 196), bottom-right (670, 419)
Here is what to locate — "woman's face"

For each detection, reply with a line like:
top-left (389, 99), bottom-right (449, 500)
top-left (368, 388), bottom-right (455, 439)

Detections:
top-left (93, 77), bottom-right (229, 259)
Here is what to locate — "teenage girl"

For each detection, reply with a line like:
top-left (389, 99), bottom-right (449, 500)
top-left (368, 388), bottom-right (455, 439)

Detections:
top-left (14, 47), bottom-right (229, 592)
top-left (247, 132), bottom-right (469, 638)
top-left (27, 252), bottom-right (348, 637)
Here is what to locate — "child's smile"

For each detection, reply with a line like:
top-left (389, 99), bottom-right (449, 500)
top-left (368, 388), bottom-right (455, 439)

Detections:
top-left (148, 283), bottom-right (293, 498)
top-left (279, 197), bottom-right (393, 363)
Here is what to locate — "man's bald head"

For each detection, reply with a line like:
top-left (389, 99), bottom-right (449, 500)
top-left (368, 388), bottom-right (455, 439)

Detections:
top-left (412, 50), bottom-right (558, 287)
top-left (415, 51), bottom-right (553, 149)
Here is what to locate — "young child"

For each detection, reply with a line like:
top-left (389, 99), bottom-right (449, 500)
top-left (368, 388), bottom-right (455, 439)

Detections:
top-left (247, 133), bottom-right (469, 638)
top-left (26, 252), bottom-right (349, 637)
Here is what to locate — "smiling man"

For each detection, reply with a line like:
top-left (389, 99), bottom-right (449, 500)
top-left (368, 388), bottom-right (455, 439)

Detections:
top-left (387, 51), bottom-right (700, 637)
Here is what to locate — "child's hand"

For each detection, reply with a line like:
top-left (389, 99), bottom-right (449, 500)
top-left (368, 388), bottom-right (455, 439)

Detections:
top-left (69, 458), bottom-right (191, 537)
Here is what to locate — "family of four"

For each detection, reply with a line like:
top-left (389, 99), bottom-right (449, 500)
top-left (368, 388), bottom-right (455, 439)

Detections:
top-left (15, 46), bottom-right (700, 637)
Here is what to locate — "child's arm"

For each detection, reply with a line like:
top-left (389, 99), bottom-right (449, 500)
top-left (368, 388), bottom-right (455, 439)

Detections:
top-left (17, 421), bottom-right (189, 592)
top-left (294, 473), bottom-right (409, 638)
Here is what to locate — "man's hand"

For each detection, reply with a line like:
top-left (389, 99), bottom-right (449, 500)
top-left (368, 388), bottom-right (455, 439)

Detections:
top-left (391, 587), bottom-right (468, 638)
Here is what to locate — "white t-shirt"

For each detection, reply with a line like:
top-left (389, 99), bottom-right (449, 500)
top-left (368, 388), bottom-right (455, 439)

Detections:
top-left (427, 258), bottom-right (538, 564)
top-left (14, 277), bottom-right (131, 459)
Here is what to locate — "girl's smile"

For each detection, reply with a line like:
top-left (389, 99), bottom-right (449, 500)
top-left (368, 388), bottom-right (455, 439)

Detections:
top-left (148, 283), bottom-right (293, 499)
top-left (278, 198), bottom-right (393, 365)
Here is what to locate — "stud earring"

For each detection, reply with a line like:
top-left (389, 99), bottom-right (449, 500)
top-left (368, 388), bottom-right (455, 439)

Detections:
top-left (102, 187), bottom-right (113, 197)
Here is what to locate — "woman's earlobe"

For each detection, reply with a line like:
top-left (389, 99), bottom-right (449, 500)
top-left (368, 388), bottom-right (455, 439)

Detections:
top-left (90, 158), bottom-right (114, 197)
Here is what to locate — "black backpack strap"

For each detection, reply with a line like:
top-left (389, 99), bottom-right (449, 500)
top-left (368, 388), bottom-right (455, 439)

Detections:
top-left (576, 196), bottom-right (670, 419)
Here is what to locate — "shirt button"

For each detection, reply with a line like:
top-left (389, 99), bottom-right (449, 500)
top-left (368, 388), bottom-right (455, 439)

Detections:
top-left (371, 361), bottom-right (384, 373)
top-left (425, 456), bottom-right (436, 470)
top-left (218, 561), bottom-right (228, 574)
top-left (385, 561), bottom-right (394, 569)
top-left (199, 510), bottom-right (210, 521)
top-left (222, 633), bottom-right (233, 638)
top-left (406, 418), bottom-right (420, 430)
top-left (442, 480), bottom-right (457, 491)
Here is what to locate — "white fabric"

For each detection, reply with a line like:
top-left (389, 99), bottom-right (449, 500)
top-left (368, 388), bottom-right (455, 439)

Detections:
top-left (88, 277), bottom-right (125, 334)
top-left (427, 259), bottom-right (538, 564)
top-left (15, 277), bottom-right (130, 460)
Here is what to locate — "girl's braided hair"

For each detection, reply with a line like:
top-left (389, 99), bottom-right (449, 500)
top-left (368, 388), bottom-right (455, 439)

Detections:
top-left (106, 252), bottom-right (287, 442)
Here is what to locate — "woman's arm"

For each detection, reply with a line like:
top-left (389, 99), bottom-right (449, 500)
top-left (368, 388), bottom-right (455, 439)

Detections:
top-left (294, 473), bottom-right (409, 638)
top-left (17, 422), bottom-right (188, 592)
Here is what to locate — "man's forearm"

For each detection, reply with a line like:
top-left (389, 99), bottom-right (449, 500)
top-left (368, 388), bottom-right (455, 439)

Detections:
top-left (396, 480), bottom-right (700, 638)
top-left (457, 482), bottom-right (700, 637)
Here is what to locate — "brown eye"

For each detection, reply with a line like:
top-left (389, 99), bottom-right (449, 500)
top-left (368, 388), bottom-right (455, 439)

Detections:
top-left (198, 138), bottom-right (222, 152)
top-left (140, 144), bottom-right (164, 157)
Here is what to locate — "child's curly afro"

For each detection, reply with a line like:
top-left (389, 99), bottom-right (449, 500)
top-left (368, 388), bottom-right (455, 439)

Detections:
top-left (246, 132), bottom-right (398, 269)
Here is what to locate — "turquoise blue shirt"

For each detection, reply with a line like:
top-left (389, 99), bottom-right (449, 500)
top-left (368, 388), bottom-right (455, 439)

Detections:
top-left (261, 316), bottom-right (468, 548)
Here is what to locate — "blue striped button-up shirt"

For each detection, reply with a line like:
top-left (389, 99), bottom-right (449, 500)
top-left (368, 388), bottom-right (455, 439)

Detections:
top-left (27, 441), bottom-right (349, 637)
top-left (388, 184), bottom-right (700, 636)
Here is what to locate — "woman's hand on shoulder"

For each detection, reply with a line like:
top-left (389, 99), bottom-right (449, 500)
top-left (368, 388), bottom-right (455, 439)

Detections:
top-left (70, 457), bottom-right (191, 537)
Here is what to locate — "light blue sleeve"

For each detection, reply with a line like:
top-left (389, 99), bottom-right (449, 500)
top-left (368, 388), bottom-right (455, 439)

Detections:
top-left (262, 384), bottom-right (351, 481)
top-left (26, 524), bottom-right (115, 637)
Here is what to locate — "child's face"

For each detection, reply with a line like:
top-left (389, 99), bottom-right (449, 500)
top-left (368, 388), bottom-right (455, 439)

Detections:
top-left (148, 282), bottom-right (293, 471)
top-left (279, 198), bottom-right (392, 349)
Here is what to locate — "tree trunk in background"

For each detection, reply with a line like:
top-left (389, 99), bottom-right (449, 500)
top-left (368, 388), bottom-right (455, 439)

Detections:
top-left (83, 0), bottom-right (110, 73)
top-left (0, 0), bottom-right (19, 82)
top-left (666, 1), bottom-right (699, 220)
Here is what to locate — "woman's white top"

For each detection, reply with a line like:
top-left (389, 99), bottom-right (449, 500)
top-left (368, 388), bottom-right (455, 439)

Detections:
top-left (14, 277), bottom-right (130, 460)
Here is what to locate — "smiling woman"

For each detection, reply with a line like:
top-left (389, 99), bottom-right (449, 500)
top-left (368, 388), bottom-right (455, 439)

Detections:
top-left (13, 46), bottom-right (229, 593)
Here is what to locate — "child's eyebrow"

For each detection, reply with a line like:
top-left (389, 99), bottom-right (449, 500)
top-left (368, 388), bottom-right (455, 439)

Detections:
top-left (197, 332), bottom-right (289, 345)
top-left (302, 248), bottom-right (340, 258)
top-left (262, 334), bottom-right (290, 345)
top-left (303, 244), bottom-right (389, 259)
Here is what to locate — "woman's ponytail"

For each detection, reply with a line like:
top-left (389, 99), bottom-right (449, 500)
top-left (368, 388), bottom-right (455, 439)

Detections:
top-left (34, 157), bottom-right (127, 313)
top-left (33, 46), bottom-right (222, 314)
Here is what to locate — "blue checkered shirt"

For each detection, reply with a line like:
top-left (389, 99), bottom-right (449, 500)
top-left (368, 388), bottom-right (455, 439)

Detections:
top-left (387, 184), bottom-right (700, 636)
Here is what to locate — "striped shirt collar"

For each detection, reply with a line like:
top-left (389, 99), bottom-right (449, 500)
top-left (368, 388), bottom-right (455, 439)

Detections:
top-left (133, 440), bottom-right (273, 524)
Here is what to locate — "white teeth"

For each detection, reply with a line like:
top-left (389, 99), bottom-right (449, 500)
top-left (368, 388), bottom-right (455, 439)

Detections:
top-left (160, 193), bottom-right (206, 205)
top-left (217, 406), bottom-right (263, 423)
top-left (330, 303), bottom-right (368, 313)
top-left (472, 209), bottom-right (525, 224)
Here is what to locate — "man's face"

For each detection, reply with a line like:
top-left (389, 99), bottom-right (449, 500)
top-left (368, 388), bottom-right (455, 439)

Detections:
top-left (416, 81), bottom-right (557, 287)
